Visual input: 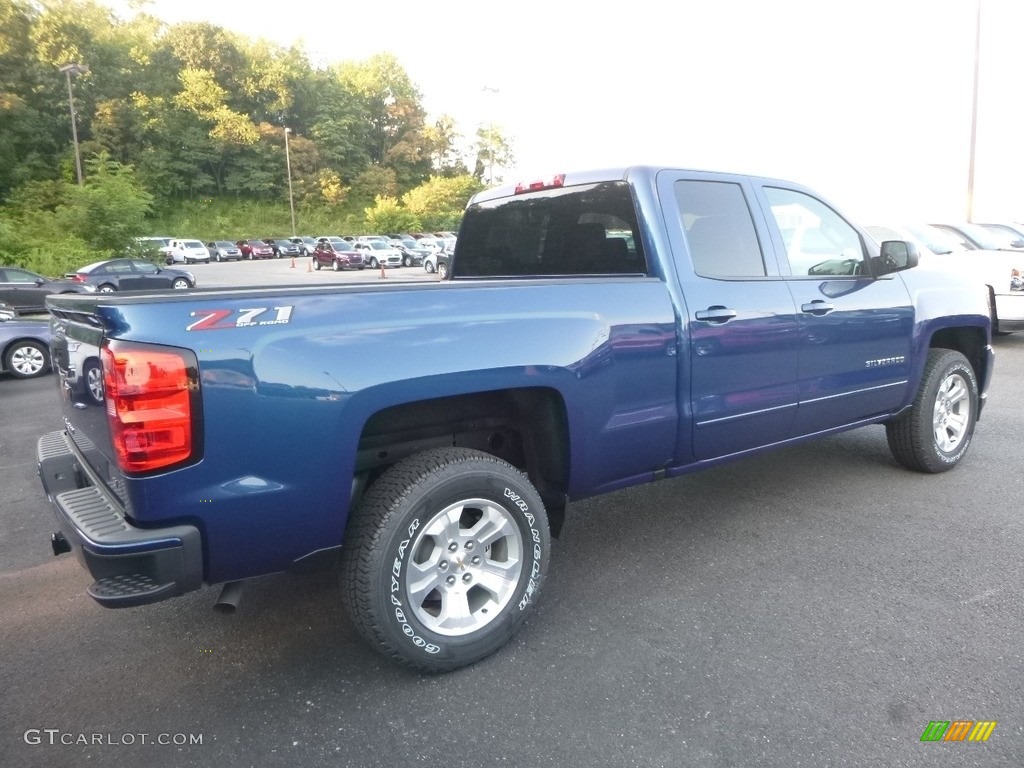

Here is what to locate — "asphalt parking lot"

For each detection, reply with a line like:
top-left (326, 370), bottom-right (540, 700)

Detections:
top-left (1, 301), bottom-right (1022, 767)
top-left (181, 255), bottom-right (439, 289)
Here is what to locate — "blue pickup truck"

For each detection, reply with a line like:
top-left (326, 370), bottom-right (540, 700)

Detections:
top-left (37, 166), bottom-right (993, 671)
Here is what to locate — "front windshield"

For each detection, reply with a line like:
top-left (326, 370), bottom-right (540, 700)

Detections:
top-left (958, 223), bottom-right (1015, 249)
top-left (369, 241), bottom-right (390, 250)
top-left (904, 225), bottom-right (966, 255)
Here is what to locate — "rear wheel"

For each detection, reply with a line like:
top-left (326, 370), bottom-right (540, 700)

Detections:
top-left (886, 349), bottom-right (978, 473)
top-left (438, 262), bottom-right (449, 280)
top-left (5, 340), bottom-right (49, 379)
top-left (341, 448), bottom-right (549, 672)
top-left (313, 259), bottom-right (322, 271)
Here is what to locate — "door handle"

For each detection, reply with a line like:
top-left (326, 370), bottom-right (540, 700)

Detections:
top-left (694, 306), bottom-right (737, 323)
top-left (801, 300), bottom-right (834, 315)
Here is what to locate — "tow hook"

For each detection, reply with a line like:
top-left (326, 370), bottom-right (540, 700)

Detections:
top-left (51, 532), bottom-right (71, 556)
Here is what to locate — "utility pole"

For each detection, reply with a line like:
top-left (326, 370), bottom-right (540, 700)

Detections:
top-left (284, 127), bottom-right (297, 237)
top-left (60, 63), bottom-right (89, 186)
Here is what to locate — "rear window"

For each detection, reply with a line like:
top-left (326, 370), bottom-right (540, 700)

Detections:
top-left (454, 181), bottom-right (647, 277)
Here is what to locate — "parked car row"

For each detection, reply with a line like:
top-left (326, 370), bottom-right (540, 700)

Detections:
top-left (865, 222), bottom-right (1024, 333)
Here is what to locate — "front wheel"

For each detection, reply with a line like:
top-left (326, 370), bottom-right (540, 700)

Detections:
top-left (438, 262), bottom-right (449, 280)
top-left (886, 349), bottom-right (979, 473)
top-left (341, 448), bottom-right (550, 672)
top-left (424, 260), bottom-right (436, 274)
top-left (332, 260), bottom-right (341, 272)
top-left (171, 278), bottom-right (191, 290)
top-left (368, 257), bottom-right (379, 269)
top-left (313, 259), bottom-right (322, 271)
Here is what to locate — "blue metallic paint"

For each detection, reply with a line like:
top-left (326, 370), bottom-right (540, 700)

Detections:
top-left (44, 166), bottom-right (993, 586)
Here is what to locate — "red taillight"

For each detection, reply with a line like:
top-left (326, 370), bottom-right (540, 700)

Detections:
top-left (70, 274), bottom-right (86, 283)
top-left (101, 341), bottom-right (198, 473)
top-left (514, 174), bottom-right (565, 194)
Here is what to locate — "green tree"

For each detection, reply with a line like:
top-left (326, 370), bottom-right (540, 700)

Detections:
top-left (402, 174), bottom-right (481, 229)
top-left (364, 195), bottom-right (419, 233)
top-left (337, 53), bottom-right (431, 187)
top-left (474, 125), bottom-right (515, 185)
top-left (63, 152), bottom-right (153, 250)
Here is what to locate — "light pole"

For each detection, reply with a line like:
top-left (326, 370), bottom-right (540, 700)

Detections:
top-left (481, 86), bottom-right (499, 185)
top-left (966, 0), bottom-right (982, 222)
top-left (284, 127), bottom-right (296, 237)
top-left (60, 63), bottom-right (89, 186)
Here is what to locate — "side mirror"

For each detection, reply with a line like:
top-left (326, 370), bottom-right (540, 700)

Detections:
top-left (1011, 239), bottom-right (1024, 249)
top-left (35, 277), bottom-right (46, 286)
top-left (878, 240), bottom-right (920, 274)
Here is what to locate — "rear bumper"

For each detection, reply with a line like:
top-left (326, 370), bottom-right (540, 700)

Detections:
top-left (37, 430), bottom-right (203, 608)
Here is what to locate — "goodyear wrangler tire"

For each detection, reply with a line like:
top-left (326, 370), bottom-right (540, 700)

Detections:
top-left (341, 448), bottom-right (549, 672)
top-left (886, 349), bottom-right (978, 473)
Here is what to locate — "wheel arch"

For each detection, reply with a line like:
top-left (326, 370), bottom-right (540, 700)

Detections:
top-left (926, 325), bottom-right (990, 396)
top-left (355, 387), bottom-right (571, 536)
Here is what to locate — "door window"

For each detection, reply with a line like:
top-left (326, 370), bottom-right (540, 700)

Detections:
top-left (764, 187), bottom-right (866, 277)
top-left (675, 181), bottom-right (766, 278)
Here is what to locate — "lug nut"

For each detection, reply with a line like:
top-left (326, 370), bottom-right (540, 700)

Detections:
top-left (462, 573), bottom-right (472, 583)
top-left (448, 542), bottom-right (458, 552)
top-left (446, 575), bottom-right (456, 586)
top-left (439, 560), bottom-right (449, 571)
top-left (471, 555), bottom-right (481, 565)
top-left (465, 541), bottom-right (475, 550)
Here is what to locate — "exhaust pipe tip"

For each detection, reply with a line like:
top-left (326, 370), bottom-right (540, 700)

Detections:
top-left (213, 580), bottom-right (244, 614)
top-left (51, 532), bottom-right (72, 556)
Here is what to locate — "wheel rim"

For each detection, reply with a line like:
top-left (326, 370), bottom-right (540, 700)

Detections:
top-left (173, 279), bottom-right (189, 290)
top-left (99, 285), bottom-right (114, 293)
top-left (932, 371), bottom-right (971, 453)
top-left (405, 497), bottom-right (524, 637)
top-left (11, 345), bottom-right (45, 376)
top-left (333, 260), bottom-right (340, 271)
top-left (438, 264), bottom-right (448, 279)
top-left (87, 366), bottom-right (104, 400)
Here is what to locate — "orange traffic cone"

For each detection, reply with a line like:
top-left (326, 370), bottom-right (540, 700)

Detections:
top-left (290, 256), bottom-right (296, 268)
top-left (306, 258), bottom-right (312, 272)
top-left (379, 264), bottom-right (387, 279)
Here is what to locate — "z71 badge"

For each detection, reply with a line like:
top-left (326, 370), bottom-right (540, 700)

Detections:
top-left (186, 306), bottom-right (294, 331)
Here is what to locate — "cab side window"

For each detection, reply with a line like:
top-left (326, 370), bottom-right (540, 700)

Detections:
top-left (764, 187), bottom-right (866, 277)
top-left (675, 181), bottom-right (766, 278)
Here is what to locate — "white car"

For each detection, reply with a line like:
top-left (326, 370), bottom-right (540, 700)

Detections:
top-left (354, 241), bottom-right (403, 268)
top-left (866, 224), bottom-right (1024, 333)
top-left (166, 239), bottom-right (211, 265)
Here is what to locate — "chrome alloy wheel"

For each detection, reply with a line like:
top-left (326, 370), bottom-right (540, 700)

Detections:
top-left (87, 365), bottom-right (104, 401)
top-left (406, 498), bottom-right (523, 637)
top-left (932, 370), bottom-right (970, 453)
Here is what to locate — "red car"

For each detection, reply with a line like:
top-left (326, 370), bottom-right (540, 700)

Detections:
top-left (236, 239), bottom-right (275, 260)
top-left (312, 240), bottom-right (365, 271)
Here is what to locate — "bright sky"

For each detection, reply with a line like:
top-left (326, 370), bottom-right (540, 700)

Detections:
top-left (107, 0), bottom-right (1024, 223)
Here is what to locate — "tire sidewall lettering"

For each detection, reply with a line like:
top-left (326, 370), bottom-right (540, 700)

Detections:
top-left (384, 471), bottom-right (546, 659)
